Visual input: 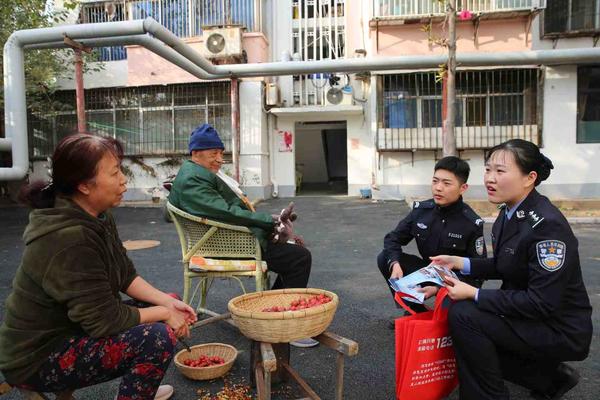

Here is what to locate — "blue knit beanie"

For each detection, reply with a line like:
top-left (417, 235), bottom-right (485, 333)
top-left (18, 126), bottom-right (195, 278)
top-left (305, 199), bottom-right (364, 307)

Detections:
top-left (188, 123), bottom-right (225, 154)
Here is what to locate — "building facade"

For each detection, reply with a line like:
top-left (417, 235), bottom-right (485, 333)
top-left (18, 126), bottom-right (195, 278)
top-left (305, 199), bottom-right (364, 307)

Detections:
top-left (23, 0), bottom-right (600, 201)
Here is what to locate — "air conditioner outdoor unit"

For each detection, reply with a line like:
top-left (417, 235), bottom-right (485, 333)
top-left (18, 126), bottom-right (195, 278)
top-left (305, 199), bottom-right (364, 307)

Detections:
top-left (325, 85), bottom-right (353, 106)
top-left (201, 26), bottom-right (243, 59)
top-left (323, 73), bottom-right (353, 106)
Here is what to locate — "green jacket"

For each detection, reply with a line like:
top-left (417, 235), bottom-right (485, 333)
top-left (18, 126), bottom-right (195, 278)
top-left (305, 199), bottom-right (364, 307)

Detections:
top-left (0, 198), bottom-right (140, 384)
top-left (168, 160), bottom-right (274, 249)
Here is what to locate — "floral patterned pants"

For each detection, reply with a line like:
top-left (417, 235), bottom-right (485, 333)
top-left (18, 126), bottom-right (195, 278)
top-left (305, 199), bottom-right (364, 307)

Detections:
top-left (20, 317), bottom-right (177, 399)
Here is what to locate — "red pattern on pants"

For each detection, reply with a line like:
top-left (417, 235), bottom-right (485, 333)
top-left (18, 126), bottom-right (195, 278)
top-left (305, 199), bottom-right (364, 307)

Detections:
top-left (19, 322), bottom-right (177, 400)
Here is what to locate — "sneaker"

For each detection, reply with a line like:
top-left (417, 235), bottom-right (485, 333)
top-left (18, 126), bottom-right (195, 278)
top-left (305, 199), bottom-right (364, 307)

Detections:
top-left (115, 385), bottom-right (173, 400)
top-left (290, 338), bottom-right (319, 348)
top-left (530, 363), bottom-right (580, 400)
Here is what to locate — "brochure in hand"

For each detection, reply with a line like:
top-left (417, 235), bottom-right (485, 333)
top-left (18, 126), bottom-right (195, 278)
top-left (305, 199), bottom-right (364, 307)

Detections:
top-left (388, 264), bottom-right (459, 304)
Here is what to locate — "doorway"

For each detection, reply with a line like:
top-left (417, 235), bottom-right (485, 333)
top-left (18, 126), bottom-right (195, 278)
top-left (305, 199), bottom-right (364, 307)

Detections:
top-left (294, 121), bottom-right (348, 195)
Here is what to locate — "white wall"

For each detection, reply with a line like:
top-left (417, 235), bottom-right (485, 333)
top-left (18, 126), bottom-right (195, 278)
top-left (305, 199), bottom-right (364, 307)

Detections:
top-left (273, 109), bottom-right (369, 196)
top-left (55, 60), bottom-right (129, 90)
top-left (295, 128), bottom-right (328, 182)
top-left (239, 80), bottom-right (270, 199)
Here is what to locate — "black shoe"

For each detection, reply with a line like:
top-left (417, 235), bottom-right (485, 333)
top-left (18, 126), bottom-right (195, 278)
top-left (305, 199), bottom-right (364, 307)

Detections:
top-left (530, 363), bottom-right (580, 400)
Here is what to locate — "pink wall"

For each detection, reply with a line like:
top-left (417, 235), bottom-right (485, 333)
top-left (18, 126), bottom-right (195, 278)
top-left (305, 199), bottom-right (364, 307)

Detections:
top-left (371, 18), bottom-right (532, 57)
top-left (126, 33), bottom-right (269, 86)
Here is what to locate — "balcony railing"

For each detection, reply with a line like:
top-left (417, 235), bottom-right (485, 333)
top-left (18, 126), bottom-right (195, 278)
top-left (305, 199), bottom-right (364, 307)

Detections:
top-left (80, 0), bottom-right (263, 61)
top-left (374, 0), bottom-right (546, 19)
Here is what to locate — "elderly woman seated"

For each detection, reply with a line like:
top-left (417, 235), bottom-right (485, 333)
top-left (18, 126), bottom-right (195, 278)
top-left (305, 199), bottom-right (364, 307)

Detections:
top-left (0, 134), bottom-right (197, 400)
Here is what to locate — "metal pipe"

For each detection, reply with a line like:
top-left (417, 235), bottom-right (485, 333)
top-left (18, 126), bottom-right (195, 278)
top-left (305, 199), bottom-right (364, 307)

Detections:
top-left (27, 35), bottom-right (220, 80)
top-left (5, 17), bottom-right (600, 181)
top-left (74, 49), bottom-right (86, 133)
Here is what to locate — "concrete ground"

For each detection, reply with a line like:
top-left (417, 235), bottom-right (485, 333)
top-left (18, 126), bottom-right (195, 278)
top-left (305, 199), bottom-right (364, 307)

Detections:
top-left (0, 196), bottom-right (598, 400)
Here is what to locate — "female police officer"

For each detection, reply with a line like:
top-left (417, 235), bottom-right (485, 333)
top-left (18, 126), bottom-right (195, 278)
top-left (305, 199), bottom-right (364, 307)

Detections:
top-left (431, 139), bottom-right (592, 400)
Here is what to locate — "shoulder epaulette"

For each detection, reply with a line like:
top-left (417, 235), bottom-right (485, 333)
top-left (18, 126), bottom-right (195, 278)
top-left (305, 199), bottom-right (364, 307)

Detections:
top-left (526, 210), bottom-right (545, 229)
top-left (462, 206), bottom-right (484, 227)
top-left (413, 199), bottom-right (435, 209)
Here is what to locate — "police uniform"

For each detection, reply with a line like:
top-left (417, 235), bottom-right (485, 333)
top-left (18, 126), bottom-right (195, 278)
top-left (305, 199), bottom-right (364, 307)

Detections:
top-left (377, 197), bottom-right (487, 306)
top-left (449, 190), bottom-right (593, 399)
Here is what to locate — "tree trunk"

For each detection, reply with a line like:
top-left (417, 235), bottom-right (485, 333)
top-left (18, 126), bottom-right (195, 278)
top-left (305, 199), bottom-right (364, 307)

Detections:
top-left (443, 0), bottom-right (458, 156)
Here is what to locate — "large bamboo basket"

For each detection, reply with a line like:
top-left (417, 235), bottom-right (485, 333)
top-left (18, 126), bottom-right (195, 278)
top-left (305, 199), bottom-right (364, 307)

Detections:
top-left (174, 343), bottom-right (237, 380)
top-left (227, 288), bottom-right (338, 343)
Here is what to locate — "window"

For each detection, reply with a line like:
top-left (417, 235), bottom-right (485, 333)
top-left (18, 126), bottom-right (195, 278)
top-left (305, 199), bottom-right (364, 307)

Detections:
top-left (80, 0), bottom-right (260, 56)
top-left (28, 82), bottom-right (231, 158)
top-left (544, 0), bottom-right (600, 37)
top-left (378, 69), bottom-right (540, 150)
top-left (577, 67), bottom-right (600, 143)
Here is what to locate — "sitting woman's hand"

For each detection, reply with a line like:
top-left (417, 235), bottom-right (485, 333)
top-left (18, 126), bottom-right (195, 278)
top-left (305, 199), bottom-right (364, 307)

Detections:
top-left (429, 255), bottom-right (465, 271)
top-left (165, 308), bottom-right (192, 338)
top-left (165, 298), bottom-right (197, 326)
top-left (443, 276), bottom-right (477, 301)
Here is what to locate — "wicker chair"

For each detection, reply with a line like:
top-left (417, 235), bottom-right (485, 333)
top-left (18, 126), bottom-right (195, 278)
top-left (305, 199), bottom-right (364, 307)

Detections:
top-left (167, 202), bottom-right (269, 317)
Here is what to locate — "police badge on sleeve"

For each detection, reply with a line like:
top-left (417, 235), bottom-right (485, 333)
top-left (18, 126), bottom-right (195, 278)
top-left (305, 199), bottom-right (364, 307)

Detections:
top-left (536, 240), bottom-right (566, 272)
top-left (475, 236), bottom-right (485, 256)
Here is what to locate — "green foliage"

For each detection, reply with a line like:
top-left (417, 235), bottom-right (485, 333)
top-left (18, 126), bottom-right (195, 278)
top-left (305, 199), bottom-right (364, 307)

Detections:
top-left (0, 1), bottom-right (102, 116)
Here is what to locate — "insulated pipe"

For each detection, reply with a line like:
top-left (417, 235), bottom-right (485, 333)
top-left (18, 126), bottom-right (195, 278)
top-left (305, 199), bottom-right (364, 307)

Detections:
top-left (26, 35), bottom-right (220, 80)
top-left (1, 20), bottom-right (148, 180)
top-left (135, 19), bottom-right (600, 76)
top-left (5, 18), bottom-right (600, 181)
top-left (142, 18), bottom-right (220, 76)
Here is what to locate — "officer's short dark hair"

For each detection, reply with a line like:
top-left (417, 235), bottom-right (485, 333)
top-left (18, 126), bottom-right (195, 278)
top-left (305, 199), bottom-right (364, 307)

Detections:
top-left (485, 139), bottom-right (553, 186)
top-left (434, 156), bottom-right (470, 184)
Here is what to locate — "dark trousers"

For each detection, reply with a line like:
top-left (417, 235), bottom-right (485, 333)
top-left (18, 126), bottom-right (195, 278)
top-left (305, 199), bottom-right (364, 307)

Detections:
top-left (376, 251), bottom-right (429, 312)
top-left (449, 300), bottom-right (564, 400)
top-left (264, 241), bottom-right (312, 289)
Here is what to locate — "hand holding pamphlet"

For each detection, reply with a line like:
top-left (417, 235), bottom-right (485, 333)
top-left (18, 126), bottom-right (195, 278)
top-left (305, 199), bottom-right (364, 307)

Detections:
top-left (389, 263), bottom-right (458, 304)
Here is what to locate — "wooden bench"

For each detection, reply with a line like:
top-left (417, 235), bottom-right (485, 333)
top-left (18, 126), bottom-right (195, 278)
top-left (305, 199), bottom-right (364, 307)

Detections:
top-left (250, 331), bottom-right (359, 400)
top-left (0, 382), bottom-right (75, 399)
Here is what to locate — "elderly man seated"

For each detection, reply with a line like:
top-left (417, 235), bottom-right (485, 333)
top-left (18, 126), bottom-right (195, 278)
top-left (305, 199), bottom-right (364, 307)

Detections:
top-left (168, 124), bottom-right (317, 347)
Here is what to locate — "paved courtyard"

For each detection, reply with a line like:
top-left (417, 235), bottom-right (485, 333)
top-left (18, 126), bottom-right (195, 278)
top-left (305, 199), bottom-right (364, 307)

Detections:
top-left (0, 196), bottom-right (598, 399)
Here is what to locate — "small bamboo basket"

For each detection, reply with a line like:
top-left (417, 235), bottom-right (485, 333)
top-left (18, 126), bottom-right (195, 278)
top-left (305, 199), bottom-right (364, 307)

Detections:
top-left (174, 343), bottom-right (237, 380)
top-left (227, 288), bottom-right (338, 343)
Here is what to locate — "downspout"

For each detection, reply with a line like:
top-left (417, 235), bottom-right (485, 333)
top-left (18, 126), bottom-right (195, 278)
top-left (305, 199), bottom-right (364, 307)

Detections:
top-left (231, 77), bottom-right (240, 182)
top-left (267, 112), bottom-right (278, 198)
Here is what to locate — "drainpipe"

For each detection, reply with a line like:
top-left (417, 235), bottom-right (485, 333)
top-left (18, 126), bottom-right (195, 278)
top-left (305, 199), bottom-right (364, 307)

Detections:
top-left (267, 112), bottom-right (278, 198)
top-left (231, 77), bottom-right (240, 182)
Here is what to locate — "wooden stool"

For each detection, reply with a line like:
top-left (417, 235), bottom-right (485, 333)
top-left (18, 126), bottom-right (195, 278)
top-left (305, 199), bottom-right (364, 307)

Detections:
top-left (0, 382), bottom-right (75, 400)
top-left (250, 331), bottom-right (359, 400)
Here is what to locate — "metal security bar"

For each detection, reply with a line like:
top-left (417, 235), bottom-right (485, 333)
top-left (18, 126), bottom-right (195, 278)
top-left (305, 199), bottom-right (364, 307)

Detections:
top-left (292, 0), bottom-right (347, 106)
top-left (28, 82), bottom-right (231, 158)
top-left (544, 0), bottom-right (600, 37)
top-left (79, 0), bottom-right (262, 61)
top-left (374, 0), bottom-right (546, 18)
top-left (377, 68), bottom-right (540, 150)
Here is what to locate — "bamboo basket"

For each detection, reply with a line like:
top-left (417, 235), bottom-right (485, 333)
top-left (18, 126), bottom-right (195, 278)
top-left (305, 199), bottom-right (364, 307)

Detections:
top-left (174, 343), bottom-right (237, 380)
top-left (227, 288), bottom-right (338, 343)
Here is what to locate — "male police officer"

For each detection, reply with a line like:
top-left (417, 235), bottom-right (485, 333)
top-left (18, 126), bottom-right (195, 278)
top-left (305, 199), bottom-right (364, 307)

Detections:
top-left (377, 156), bottom-right (487, 316)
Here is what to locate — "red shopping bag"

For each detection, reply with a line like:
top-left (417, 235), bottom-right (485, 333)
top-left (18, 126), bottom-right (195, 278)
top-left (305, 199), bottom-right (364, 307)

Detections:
top-left (394, 288), bottom-right (458, 400)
